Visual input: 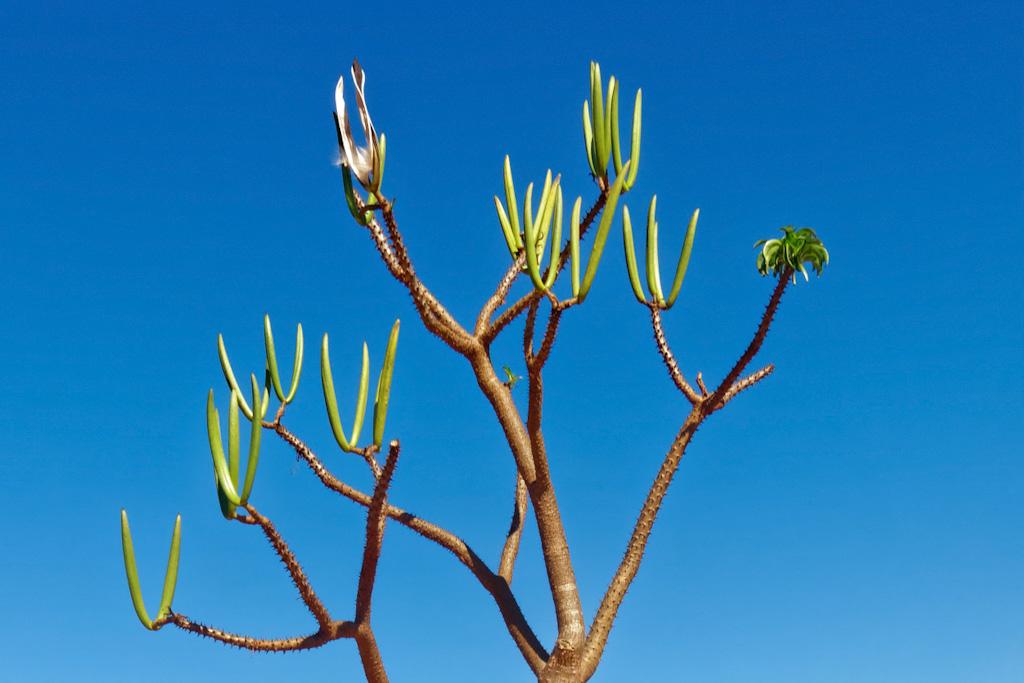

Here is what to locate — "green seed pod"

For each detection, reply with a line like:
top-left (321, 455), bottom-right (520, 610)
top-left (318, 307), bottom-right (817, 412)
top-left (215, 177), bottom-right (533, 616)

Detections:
top-left (622, 205), bottom-right (647, 304)
top-left (578, 160), bottom-right (631, 302)
top-left (665, 208), bottom-right (699, 308)
top-left (321, 333), bottom-right (352, 452)
top-left (372, 320), bottom-right (400, 448)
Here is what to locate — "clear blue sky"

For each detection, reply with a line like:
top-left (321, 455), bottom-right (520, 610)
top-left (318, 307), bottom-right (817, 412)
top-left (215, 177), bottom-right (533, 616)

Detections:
top-left (1, 1), bottom-right (1020, 681)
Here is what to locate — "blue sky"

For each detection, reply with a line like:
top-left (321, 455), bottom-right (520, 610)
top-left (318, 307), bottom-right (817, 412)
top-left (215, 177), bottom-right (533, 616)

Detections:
top-left (1, 1), bottom-right (1021, 681)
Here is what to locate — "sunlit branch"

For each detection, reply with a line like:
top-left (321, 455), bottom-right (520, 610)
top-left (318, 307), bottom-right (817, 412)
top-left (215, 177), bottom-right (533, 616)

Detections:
top-left (716, 364), bottom-right (774, 408)
top-left (581, 409), bottom-right (701, 678)
top-left (159, 613), bottom-right (357, 652)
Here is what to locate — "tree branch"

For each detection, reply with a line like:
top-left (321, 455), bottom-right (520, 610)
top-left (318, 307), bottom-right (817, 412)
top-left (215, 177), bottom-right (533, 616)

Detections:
top-left (581, 409), bottom-right (703, 678)
top-left (524, 354), bottom-right (585, 662)
top-left (273, 422), bottom-right (548, 671)
top-left (159, 613), bottom-right (357, 652)
top-left (716, 364), bottom-right (774, 408)
top-left (477, 253), bottom-right (527, 337)
top-left (710, 269), bottom-right (791, 405)
top-left (649, 305), bottom-right (701, 404)
top-left (243, 503), bottom-right (332, 630)
top-left (355, 441), bottom-right (401, 624)
top-left (498, 472), bottom-right (529, 583)
top-left (483, 290), bottom-right (541, 346)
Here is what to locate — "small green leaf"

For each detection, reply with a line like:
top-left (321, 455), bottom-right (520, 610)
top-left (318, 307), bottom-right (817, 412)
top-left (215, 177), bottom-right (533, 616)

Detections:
top-left (502, 366), bottom-right (521, 389)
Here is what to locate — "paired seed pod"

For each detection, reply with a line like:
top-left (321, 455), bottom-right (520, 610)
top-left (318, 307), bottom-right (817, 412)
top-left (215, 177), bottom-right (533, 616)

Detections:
top-left (321, 319), bottom-right (400, 452)
top-left (218, 316), bottom-right (303, 421)
top-left (622, 197), bottom-right (699, 308)
top-left (120, 510), bottom-right (180, 630)
top-left (206, 376), bottom-right (264, 518)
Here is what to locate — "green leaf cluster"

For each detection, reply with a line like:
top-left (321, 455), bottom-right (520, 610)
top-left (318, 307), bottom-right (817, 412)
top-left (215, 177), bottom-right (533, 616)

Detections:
top-left (755, 226), bottom-right (830, 282)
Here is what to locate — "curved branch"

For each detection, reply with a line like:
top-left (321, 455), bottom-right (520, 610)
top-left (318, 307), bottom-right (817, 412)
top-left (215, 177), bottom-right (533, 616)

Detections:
top-left (160, 613), bottom-right (357, 652)
top-left (498, 472), bottom-right (529, 583)
top-left (649, 305), bottom-right (700, 404)
top-left (710, 270), bottom-right (790, 405)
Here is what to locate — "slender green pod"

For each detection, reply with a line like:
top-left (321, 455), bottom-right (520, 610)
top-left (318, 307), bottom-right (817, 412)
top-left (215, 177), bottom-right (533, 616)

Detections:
top-left (610, 78), bottom-right (622, 177)
top-left (228, 391), bottom-right (240, 488)
top-left (321, 333), bottom-right (352, 452)
top-left (665, 208), bottom-right (699, 308)
top-left (646, 196), bottom-right (665, 304)
top-left (535, 170), bottom-right (553, 245)
top-left (590, 63), bottom-right (608, 177)
top-left (371, 133), bottom-right (386, 193)
top-left (120, 509), bottom-right (154, 630)
top-left (570, 197), bottom-right (582, 297)
top-left (206, 391), bottom-right (241, 506)
top-left (578, 160), bottom-right (631, 302)
top-left (503, 156), bottom-right (522, 247)
top-left (284, 323), bottom-right (303, 404)
top-left (524, 215), bottom-right (545, 290)
top-left (544, 187), bottom-right (564, 289)
top-left (534, 174), bottom-right (559, 278)
top-left (218, 334), bottom-right (251, 418)
top-left (583, 103), bottom-right (597, 176)
top-left (622, 206), bottom-right (647, 303)
top-left (264, 315), bottom-right (284, 402)
top-left (625, 89), bottom-right (642, 190)
top-left (350, 342), bottom-right (370, 447)
top-left (523, 182), bottom-right (535, 243)
top-left (603, 77), bottom-right (617, 172)
top-left (218, 391), bottom-right (240, 519)
top-left (494, 196), bottom-right (518, 257)
top-left (240, 375), bottom-right (263, 505)
top-left (523, 178), bottom-right (547, 289)
top-left (155, 514), bottom-right (181, 621)
top-left (373, 320), bottom-right (400, 448)
top-left (217, 334), bottom-right (269, 422)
